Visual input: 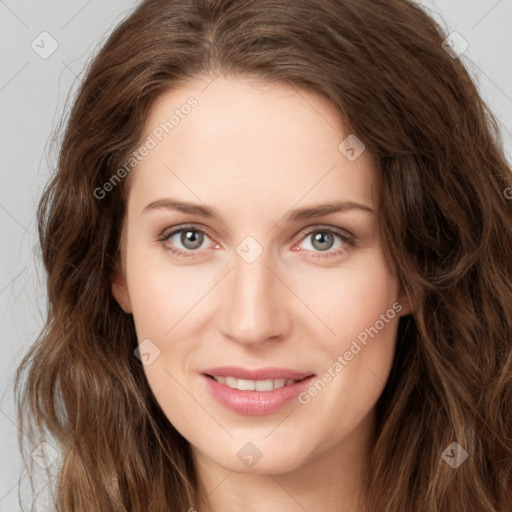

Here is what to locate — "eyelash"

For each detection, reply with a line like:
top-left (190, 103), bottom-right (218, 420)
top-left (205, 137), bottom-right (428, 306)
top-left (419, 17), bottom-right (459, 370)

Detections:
top-left (157, 224), bottom-right (356, 259)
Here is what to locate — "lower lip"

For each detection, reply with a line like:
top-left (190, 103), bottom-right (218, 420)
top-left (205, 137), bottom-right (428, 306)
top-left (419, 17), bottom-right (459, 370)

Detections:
top-left (202, 374), bottom-right (316, 415)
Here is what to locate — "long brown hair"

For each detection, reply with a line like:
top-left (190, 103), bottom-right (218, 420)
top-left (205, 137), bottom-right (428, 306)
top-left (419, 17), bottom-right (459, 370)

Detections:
top-left (16, 0), bottom-right (512, 510)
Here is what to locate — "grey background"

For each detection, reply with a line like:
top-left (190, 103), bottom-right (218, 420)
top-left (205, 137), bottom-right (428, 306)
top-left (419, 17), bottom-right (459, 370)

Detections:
top-left (1, 0), bottom-right (511, 509)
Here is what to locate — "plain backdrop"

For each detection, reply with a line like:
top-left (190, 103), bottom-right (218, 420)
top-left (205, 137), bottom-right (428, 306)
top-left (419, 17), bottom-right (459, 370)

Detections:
top-left (1, 0), bottom-right (511, 509)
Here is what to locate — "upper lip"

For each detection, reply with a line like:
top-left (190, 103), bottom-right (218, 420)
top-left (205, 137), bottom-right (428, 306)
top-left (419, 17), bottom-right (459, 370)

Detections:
top-left (202, 366), bottom-right (315, 381)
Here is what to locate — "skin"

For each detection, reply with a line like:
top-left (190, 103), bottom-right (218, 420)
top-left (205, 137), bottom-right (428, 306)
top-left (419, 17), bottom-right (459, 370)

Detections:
top-left (111, 75), bottom-right (412, 512)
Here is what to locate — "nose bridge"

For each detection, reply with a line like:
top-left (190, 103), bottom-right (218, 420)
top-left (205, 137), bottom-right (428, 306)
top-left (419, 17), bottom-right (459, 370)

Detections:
top-left (233, 248), bottom-right (271, 305)
top-left (219, 240), bottom-right (290, 344)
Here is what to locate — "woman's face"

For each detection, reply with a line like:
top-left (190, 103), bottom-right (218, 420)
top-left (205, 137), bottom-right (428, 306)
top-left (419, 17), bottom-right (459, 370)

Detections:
top-left (112, 76), bottom-right (411, 477)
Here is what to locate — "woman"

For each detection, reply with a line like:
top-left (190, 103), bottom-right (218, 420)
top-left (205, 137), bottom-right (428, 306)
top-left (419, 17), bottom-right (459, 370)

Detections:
top-left (16, 0), bottom-right (512, 510)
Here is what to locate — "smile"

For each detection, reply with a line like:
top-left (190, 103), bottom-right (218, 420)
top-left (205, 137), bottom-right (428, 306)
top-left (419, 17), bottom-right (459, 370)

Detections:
top-left (201, 369), bottom-right (316, 415)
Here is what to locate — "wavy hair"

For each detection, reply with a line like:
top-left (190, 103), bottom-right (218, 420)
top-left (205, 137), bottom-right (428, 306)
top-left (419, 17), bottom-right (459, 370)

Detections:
top-left (15, 0), bottom-right (512, 510)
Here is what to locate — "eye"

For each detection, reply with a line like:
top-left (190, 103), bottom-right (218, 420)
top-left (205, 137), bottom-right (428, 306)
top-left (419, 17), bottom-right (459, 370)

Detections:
top-left (157, 225), bottom-right (216, 258)
top-left (293, 226), bottom-right (355, 259)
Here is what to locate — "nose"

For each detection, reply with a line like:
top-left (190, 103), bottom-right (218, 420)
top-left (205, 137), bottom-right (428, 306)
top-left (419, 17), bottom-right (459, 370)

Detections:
top-left (218, 247), bottom-right (292, 347)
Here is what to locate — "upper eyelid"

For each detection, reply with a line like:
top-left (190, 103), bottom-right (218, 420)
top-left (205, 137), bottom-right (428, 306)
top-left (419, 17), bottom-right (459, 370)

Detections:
top-left (297, 223), bottom-right (353, 239)
top-left (161, 223), bottom-right (215, 242)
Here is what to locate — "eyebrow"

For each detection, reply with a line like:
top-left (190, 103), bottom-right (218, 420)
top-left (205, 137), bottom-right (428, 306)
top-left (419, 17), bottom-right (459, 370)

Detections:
top-left (142, 198), bottom-right (374, 221)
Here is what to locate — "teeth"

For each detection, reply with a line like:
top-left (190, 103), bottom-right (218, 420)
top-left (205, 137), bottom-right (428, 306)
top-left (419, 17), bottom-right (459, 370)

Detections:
top-left (212, 376), bottom-right (300, 391)
top-left (255, 379), bottom-right (274, 391)
top-left (238, 378), bottom-right (255, 391)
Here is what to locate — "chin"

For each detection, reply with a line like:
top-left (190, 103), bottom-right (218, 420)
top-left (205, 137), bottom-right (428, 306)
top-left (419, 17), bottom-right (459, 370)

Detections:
top-left (207, 444), bottom-right (307, 475)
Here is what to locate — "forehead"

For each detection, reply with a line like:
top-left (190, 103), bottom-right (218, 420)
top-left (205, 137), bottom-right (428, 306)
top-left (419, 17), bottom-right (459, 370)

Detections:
top-left (127, 76), bottom-right (377, 214)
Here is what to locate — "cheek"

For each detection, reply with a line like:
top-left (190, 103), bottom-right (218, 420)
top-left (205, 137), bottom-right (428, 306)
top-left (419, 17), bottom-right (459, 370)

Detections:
top-left (297, 313), bottom-right (399, 451)
top-left (126, 248), bottom-right (211, 339)
top-left (292, 247), bottom-right (400, 346)
top-left (293, 250), bottom-right (400, 417)
top-left (125, 248), bottom-right (215, 397)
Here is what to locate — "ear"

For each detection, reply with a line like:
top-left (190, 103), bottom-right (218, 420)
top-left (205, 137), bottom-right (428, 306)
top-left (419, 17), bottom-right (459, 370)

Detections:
top-left (397, 289), bottom-right (413, 317)
top-left (111, 260), bottom-right (133, 314)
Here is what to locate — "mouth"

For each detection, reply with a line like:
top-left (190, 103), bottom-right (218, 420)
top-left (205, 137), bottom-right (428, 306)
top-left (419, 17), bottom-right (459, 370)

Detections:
top-left (201, 368), bottom-right (316, 415)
